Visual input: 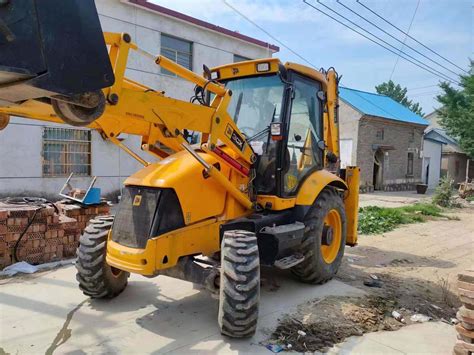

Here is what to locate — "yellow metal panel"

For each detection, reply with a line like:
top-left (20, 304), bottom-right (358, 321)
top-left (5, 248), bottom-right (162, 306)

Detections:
top-left (296, 169), bottom-right (347, 206)
top-left (344, 166), bottom-right (360, 246)
top-left (257, 196), bottom-right (296, 210)
top-left (325, 70), bottom-right (339, 158)
top-left (211, 58), bottom-right (280, 80)
top-left (208, 92), bottom-right (254, 165)
top-left (154, 218), bottom-right (221, 270)
top-left (106, 239), bottom-right (156, 276)
top-left (125, 150), bottom-right (231, 225)
top-left (106, 219), bottom-right (221, 275)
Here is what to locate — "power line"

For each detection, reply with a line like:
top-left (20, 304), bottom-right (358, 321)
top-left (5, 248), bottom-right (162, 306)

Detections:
top-left (221, 0), bottom-right (318, 69)
top-left (389, 0), bottom-right (419, 80)
top-left (313, 0), bottom-right (459, 84)
top-left (407, 84), bottom-right (440, 91)
top-left (338, 0), bottom-right (460, 80)
top-left (410, 90), bottom-right (443, 97)
top-left (357, 0), bottom-right (468, 74)
top-left (303, 0), bottom-right (459, 85)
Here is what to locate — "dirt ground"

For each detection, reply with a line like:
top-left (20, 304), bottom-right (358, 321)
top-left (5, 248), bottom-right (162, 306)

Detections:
top-left (269, 199), bottom-right (474, 352)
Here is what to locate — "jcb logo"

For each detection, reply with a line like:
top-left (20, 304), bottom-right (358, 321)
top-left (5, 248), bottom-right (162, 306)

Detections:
top-left (133, 195), bottom-right (142, 206)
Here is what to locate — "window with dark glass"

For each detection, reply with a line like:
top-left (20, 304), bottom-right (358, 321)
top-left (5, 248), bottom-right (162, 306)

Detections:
top-left (224, 75), bottom-right (285, 194)
top-left (284, 76), bottom-right (323, 194)
top-left (376, 128), bottom-right (384, 140)
top-left (407, 152), bottom-right (414, 176)
top-left (160, 34), bottom-right (192, 75)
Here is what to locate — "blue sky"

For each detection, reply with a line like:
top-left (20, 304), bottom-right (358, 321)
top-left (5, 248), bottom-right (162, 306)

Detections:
top-left (152, 0), bottom-right (471, 115)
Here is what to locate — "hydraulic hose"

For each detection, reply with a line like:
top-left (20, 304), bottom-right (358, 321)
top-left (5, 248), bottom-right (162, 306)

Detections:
top-left (1, 197), bottom-right (59, 263)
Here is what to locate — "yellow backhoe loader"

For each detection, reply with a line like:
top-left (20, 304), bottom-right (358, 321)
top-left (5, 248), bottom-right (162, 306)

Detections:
top-left (0, 0), bottom-right (359, 337)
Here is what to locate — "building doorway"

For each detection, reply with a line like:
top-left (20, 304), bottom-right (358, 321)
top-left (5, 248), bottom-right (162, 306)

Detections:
top-left (424, 157), bottom-right (430, 185)
top-left (373, 149), bottom-right (384, 190)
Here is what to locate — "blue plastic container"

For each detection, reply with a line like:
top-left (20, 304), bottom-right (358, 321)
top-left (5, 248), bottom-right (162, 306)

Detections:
top-left (82, 187), bottom-right (101, 205)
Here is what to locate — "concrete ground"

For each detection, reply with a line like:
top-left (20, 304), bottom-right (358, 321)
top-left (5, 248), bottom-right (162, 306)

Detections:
top-left (1, 265), bottom-right (365, 354)
top-left (359, 190), bottom-right (433, 208)
top-left (1, 191), bottom-right (463, 354)
top-left (329, 322), bottom-right (456, 354)
top-left (0, 264), bottom-right (456, 354)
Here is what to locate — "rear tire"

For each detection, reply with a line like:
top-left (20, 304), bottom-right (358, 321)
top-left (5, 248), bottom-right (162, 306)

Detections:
top-left (76, 216), bottom-right (129, 298)
top-left (218, 230), bottom-right (260, 338)
top-left (292, 187), bottom-right (346, 284)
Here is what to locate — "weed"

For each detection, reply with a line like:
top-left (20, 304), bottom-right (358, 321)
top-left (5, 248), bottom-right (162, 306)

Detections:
top-left (435, 273), bottom-right (457, 308)
top-left (433, 177), bottom-right (455, 207)
top-left (358, 203), bottom-right (447, 234)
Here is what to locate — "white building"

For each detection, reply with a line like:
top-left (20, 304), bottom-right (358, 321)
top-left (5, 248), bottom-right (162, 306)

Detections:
top-left (422, 128), bottom-right (448, 189)
top-left (0, 0), bottom-right (278, 199)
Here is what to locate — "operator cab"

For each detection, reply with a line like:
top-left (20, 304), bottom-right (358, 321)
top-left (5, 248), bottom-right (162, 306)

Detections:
top-left (212, 59), bottom-right (327, 198)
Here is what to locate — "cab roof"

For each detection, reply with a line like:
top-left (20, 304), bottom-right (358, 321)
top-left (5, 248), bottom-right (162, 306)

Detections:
top-left (210, 58), bottom-right (328, 88)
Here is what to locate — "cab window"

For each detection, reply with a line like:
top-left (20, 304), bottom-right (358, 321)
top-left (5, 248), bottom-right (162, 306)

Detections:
top-left (284, 75), bottom-right (323, 194)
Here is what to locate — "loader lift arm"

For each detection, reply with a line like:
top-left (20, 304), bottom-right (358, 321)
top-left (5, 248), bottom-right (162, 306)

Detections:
top-left (0, 32), bottom-right (255, 209)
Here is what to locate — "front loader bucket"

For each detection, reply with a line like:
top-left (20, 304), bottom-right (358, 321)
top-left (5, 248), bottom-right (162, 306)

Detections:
top-left (0, 0), bottom-right (114, 106)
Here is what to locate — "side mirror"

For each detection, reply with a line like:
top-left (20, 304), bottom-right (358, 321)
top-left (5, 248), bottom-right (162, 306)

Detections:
top-left (317, 90), bottom-right (326, 101)
top-left (317, 140), bottom-right (326, 150)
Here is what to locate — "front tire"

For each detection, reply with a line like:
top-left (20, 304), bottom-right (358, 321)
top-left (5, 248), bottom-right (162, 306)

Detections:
top-left (218, 230), bottom-right (260, 338)
top-left (76, 216), bottom-right (129, 298)
top-left (292, 187), bottom-right (347, 284)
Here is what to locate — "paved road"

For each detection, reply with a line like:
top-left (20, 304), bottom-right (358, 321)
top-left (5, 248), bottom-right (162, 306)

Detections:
top-left (1, 265), bottom-right (364, 354)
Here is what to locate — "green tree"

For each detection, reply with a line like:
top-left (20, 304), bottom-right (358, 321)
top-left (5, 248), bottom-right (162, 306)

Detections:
top-left (436, 60), bottom-right (474, 158)
top-left (375, 80), bottom-right (424, 115)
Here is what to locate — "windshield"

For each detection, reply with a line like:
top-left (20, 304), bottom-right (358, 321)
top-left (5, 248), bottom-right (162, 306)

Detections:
top-left (225, 75), bottom-right (285, 138)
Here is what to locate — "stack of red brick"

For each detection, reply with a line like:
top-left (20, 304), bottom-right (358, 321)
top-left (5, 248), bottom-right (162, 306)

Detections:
top-left (0, 201), bottom-right (110, 269)
top-left (454, 270), bottom-right (474, 354)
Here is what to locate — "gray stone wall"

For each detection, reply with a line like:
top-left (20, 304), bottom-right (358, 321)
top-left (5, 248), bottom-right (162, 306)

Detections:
top-left (357, 116), bottom-right (426, 191)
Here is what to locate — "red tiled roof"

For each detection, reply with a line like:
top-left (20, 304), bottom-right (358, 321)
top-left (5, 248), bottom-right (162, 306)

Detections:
top-left (127, 0), bottom-right (280, 52)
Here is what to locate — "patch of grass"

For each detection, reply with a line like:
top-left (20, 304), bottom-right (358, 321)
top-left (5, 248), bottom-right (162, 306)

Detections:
top-left (399, 203), bottom-right (443, 216)
top-left (358, 203), bottom-right (445, 235)
top-left (466, 195), bottom-right (474, 202)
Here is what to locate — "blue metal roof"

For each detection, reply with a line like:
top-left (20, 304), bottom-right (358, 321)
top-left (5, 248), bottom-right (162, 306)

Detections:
top-left (339, 87), bottom-right (428, 126)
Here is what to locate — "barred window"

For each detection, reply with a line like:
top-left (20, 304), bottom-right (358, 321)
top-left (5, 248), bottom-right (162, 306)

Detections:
top-left (161, 34), bottom-right (192, 76)
top-left (42, 127), bottom-right (91, 177)
top-left (376, 128), bottom-right (384, 140)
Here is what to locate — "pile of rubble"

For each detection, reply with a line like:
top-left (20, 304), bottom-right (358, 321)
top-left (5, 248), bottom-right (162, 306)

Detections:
top-left (454, 270), bottom-right (474, 354)
top-left (0, 200), bottom-right (109, 269)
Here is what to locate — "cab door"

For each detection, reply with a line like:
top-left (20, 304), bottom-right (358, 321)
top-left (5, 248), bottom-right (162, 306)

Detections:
top-left (283, 73), bottom-right (324, 195)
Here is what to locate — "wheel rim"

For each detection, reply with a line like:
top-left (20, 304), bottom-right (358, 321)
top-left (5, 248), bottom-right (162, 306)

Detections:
top-left (321, 209), bottom-right (342, 264)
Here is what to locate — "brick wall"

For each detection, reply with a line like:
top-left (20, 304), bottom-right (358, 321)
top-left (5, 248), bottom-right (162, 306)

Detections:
top-left (357, 116), bottom-right (426, 191)
top-left (0, 201), bottom-right (109, 269)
